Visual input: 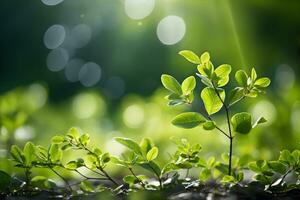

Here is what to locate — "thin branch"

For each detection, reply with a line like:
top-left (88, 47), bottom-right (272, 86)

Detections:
top-left (129, 168), bottom-right (146, 189)
top-left (50, 167), bottom-right (72, 192)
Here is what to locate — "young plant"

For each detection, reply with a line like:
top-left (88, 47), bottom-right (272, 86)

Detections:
top-left (161, 50), bottom-right (271, 177)
top-left (114, 137), bottom-right (163, 190)
top-left (10, 142), bottom-right (36, 190)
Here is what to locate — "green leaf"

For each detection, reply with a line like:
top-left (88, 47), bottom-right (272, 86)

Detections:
top-left (252, 117), bottom-right (267, 128)
top-left (215, 64), bottom-right (231, 87)
top-left (199, 168), bottom-right (210, 181)
top-left (268, 161), bottom-right (287, 174)
top-left (80, 180), bottom-right (94, 192)
top-left (254, 77), bottom-right (271, 88)
top-left (123, 175), bottom-right (137, 186)
top-left (140, 138), bottom-right (153, 157)
top-left (235, 70), bottom-right (248, 87)
top-left (248, 162), bottom-right (261, 173)
top-left (23, 142), bottom-right (36, 166)
top-left (231, 112), bottom-right (252, 134)
top-left (167, 99), bottom-right (185, 106)
top-left (171, 112), bottom-right (206, 129)
top-left (181, 76), bottom-right (196, 95)
top-left (161, 74), bottom-right (182, 95)
top-left (0, 170), bottom-right (11, 192)
top-left (65, 161), bottom-right (79, 170)
top-left (93, 147), bottom-right (102, 156)
top-left (67, 127), bottom-right (80, 140)
top-left (251, 68), bottom-right (257, 82)
top-left (31, 176), bottom-right (49, 189)
top-left (221, 175), bottom-right (235, 183)
top-left (51, 135), bottom-right (64, 144)
top-left (196, 73), bottom-right (213, 87)
top-left (79, 133), bottom-right (90, 146)
top-left (178, 50), bottom-right (200, 64)
top-left (161, 163), bottom-right (180, 175)
top-left (115, 137), bottom-right (143, 156)
top-left (228, 87), bottom-right (244, 106)
top-left (100, 152), bottom-right (111, 164)
top-left (139, 161), bottom-right (161, 177)
top-left (49, 144), bottom-right (62, 163)
top-left (202, 121), bottom-right (216, 130)
top-left (201, 87), bottom-right (225, 115)
top-left (10, 145), bottom-right (25, 164)
top-left (146, 147), bottom-right (158, 161)
top-left (200, 52), bottom-right (210, 63)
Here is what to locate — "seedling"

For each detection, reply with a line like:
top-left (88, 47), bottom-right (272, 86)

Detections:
top-left (161, 50), bottom-right (271, 177)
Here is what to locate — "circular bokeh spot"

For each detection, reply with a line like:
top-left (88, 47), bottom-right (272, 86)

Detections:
top-left (79, 62), bottom-right (101, 87)
top-left (46, 48), bottom-right (69, 72)
top-left (43, 24), bottom-right (66, 49)
top-left (157, 15), bottom-right (186, 45)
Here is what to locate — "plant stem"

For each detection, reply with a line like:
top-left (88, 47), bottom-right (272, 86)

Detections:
top-left (76, 141), bottom-right (119, 187)
top-left (129, 168), bottom-right (146, 189)
top-left (213, 85), bottom-right (233, 176)
top-left (50, 167), bottom-right (72, 192)
top-left (147, 163), bottom-right (162, 190)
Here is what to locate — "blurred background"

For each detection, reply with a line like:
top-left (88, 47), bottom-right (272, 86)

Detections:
top-left (1, 0), bottom-right (300, 176)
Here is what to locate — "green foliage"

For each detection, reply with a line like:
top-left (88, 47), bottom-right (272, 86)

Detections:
top-left (171, 112), bottom-right (206, 129)
top-left (231, 112), bottom-right (252, 134)
top-left (161, 50), bottom-right (271, 178)
top-left (201, 87), bottom-right (225, 115)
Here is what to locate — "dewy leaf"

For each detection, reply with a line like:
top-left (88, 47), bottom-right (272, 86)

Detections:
top-left (201, 87), bottom-right (225, 115)
top-left (252, 117), bottom-right (267, 128)
top-left (202, 121), bottom-right (216, 130)
top-left (178, 50), bottom-right (200, 64)
top-left (171, 112), bottom-right (206, 129)
top-left (23, 142), bottom-right (36, 166)
top-left (215, 64), bottom-right (231, 87)
top-left (200, 52), bottom-right (210, 63)
top-left (231, 112), bottom-right (252, 134)
top-left (161, 74), bottom-right (182, 95)
top-left (115, 137), bottom-right (143, 156)
top-left (181, 76), bottom-right (196, 95)
top-left (254, 77), bottom-right (271, 88)
top-left (235, 70), bottom-right (248, 87)
top-left (146, 146), bottom-right (158, 161)
top-left (10, 145), bottom-right (25, 164)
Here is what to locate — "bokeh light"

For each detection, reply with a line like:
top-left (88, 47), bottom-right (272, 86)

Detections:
top-left (64, 59), bottom-right (85, 82)
top-left (46, 47), bottom-right (69, 72)
top-left (123, 104), bottom-right (145, 128)
top-left (124, 0), bottom-right (155, 20)
top-left (43, 24), bottom-right (66, 49)
top-left (72, 92), bottom-right (106, 119)
top-left (275, 64), bottom-right (295, 90)
top-left (68, 24), bottom-right (92, 49)
top-left (79, 62), bottom-right (102, 87)
top-left (156, 15), bottom-right (186, 45)
top-left (251, 100), bottom-right (277, 125)
top-left (41, 0), bottom-right (64, 6)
